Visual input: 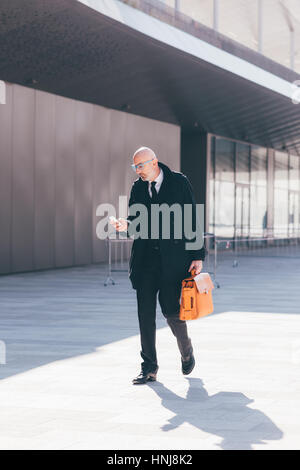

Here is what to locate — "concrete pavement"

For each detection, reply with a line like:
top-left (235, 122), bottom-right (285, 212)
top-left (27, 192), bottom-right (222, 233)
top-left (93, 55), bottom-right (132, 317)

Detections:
top-left (0, 253), bottom-right (299, 449)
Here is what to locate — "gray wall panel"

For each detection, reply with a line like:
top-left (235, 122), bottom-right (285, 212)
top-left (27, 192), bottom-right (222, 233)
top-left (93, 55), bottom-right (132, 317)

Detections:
top-left (92, 105), bottom-right (111, 263)
top-left (109, 110), bottom-right (127, 213)
top-left (0, 83), bottom-right (12, 274)
top-left (11, 85), bottom-right (35, 272)
top-left (34, 90), bottom-right (55, 270)
top-left (74, 100), bottom-right (93, 265)
top-left (54, 96), bottom-right (75, 268)
top-left (123, 114), bottom-right (144, 201)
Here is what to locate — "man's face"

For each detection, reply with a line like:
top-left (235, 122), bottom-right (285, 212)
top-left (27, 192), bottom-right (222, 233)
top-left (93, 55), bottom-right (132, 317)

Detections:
top-left (133, 153), bottom-right (157, 181)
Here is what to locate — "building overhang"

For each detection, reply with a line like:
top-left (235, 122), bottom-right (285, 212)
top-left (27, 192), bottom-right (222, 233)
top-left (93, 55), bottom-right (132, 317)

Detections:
top-left (1, 0), bottom-right (300, 154)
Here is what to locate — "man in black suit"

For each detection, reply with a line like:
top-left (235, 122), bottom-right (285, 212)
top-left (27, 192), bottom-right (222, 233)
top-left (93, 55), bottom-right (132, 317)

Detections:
top-left (110, 147), bottom-right (205, 384)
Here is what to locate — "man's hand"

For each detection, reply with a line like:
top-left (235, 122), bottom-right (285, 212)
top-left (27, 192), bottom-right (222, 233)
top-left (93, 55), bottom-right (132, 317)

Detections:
top-left (188, 260), bottom-right (203, 275)
top-left (109, 217), bottom-right (128, 232)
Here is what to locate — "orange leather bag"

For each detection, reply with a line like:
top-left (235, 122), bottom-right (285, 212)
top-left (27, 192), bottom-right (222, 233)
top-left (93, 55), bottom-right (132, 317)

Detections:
top-left (179, 269), bottom-right (214, 321)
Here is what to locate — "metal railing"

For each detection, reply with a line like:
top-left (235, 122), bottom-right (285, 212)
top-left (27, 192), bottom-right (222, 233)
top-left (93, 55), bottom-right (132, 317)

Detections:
top-left (104, 233), bottom-right (215, 286)
top-left (104, 231), bottom-right (300, 287)
top-left (104, 236), bottom-right (133, 286)
top-left (213, 232), bottom-right (300, 287)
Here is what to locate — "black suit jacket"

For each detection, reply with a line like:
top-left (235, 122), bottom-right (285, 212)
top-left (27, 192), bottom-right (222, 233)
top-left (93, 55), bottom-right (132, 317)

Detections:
top-left (126, 161), bottom-right (206, 289)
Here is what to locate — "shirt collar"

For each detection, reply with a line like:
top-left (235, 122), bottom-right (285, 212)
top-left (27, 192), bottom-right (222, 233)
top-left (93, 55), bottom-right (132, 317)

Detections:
top-left (150, 167), bottom-right (163, 185)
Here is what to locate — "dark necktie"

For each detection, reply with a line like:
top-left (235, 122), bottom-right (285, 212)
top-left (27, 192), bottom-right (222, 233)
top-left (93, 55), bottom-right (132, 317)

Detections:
top-left (151, 181), bottom-right (158, 202)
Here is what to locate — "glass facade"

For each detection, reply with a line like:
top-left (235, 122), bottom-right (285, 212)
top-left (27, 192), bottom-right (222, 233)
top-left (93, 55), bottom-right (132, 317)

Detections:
top-left (289, 155), bottom-right (300, 236)
top-left (213, 138), bottom-right (235, 238)
top-left (274, 151), bottom-right (289, 237)
top-left (160, 0), bottom-right (300, 73)
top-left (236, 143), bottom-right (250, 238)
top-left (249, 145), bottom-right (267, 238)
top-left (274, 151), bottom-right (300, 237)
top-left (209, 135), bottom-right (300, 240)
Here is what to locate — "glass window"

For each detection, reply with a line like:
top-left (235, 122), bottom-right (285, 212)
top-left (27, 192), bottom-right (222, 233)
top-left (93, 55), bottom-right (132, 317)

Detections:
top-left (179, 0), bottom-right (213, 28)
top-left (274, 189), bottom-right (289, 237)
top-left (215, 138), bottom-right (234, 182)
top-left (274, 151), bottom-right (289, 237)
top-left (236, 143), bottom-right (250, 184)
top-left (209, 138), bottom-right (300, 240)
top-left (251, 145), bottom-right (267, 186)
top-left (289, 191), bottom-right (300, 236)
top-left (214, 138), bottom-right (235, 237)
top-left (214, 180), bottom-right (235, 238)
top-left (236, 184), bottom-right (250, 238)
top-left (208, 137), bottom-right (215, 234)
top-left (274, 151), bottom-right (289, 190)
top-left (288, 154), bottom-right (300, 236)
top-left (163, 0), bottom-right (176, 7)
top-left (250, 146), bottom-right (267, 237)
top-left (263, 0), bottom-right (291, 70)
top-left (289, 155), bottom-right (299, 192)
top-left (219, 0), bottom-right (258, 51)
top-left (249, 185), bottom-right (267, 237)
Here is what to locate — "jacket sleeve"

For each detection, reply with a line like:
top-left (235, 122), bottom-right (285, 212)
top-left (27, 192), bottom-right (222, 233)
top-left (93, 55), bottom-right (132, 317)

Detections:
top-left (181, 175), bottom-right (206, 261)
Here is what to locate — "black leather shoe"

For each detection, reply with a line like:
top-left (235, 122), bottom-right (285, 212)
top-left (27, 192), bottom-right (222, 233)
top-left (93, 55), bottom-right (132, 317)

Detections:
top-left (181, 352), bottom-right (195, 375)
top-left (132, 367), bottom-right (158, 385)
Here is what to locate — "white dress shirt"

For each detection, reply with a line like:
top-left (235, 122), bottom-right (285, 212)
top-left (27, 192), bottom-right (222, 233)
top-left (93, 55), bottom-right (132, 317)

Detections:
top-left (127, 168), bottom-right (164, 228)
top-left (148, 168), bottom-right (164, 198)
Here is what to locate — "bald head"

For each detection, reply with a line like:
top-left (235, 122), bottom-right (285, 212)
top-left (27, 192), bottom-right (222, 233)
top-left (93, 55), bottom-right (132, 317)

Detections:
top-left (133, 146), bottom-right (157, 161)
top-left (132, 146), bottom-right (160, 182)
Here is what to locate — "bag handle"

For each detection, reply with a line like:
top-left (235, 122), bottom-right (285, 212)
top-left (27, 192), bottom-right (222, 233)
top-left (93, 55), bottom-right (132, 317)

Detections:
top-left (184, 268), bottom-right (197, 281)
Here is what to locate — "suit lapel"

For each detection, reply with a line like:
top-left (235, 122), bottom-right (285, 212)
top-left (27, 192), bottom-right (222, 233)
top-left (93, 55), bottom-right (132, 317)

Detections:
top-left (157, 171), bottom-right (172, 203)
top-left (141, 180), bottom-right (151, 204)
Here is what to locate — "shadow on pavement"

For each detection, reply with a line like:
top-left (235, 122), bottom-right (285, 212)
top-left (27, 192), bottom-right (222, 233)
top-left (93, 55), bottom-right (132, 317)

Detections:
top-left (148, 377), bottom-right (283, 450)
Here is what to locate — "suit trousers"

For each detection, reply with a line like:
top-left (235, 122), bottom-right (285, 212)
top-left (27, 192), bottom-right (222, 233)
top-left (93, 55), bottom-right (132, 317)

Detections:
top-left (136, 242), bottom-right (193, 373)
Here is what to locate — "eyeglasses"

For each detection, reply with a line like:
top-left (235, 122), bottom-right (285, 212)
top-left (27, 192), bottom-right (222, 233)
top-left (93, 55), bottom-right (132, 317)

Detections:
top-left (131, 158), bottom-right (154, 171)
